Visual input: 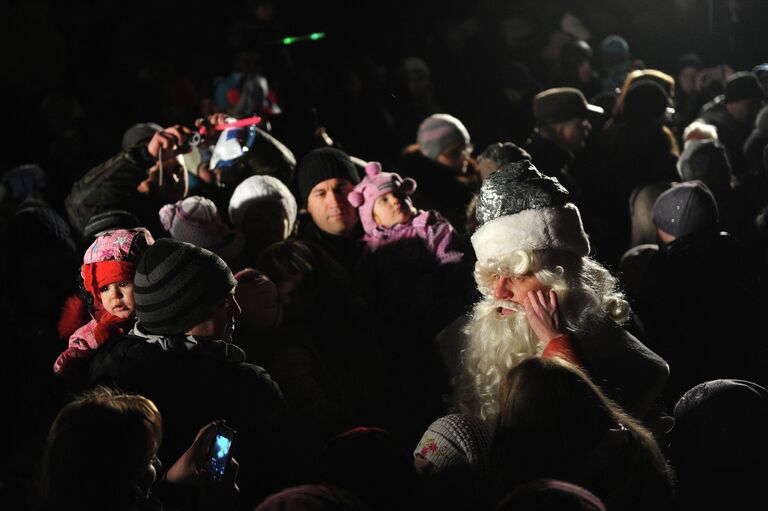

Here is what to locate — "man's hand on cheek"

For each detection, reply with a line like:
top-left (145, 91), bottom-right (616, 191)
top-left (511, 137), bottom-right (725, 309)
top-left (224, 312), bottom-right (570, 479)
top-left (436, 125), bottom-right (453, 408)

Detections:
top-left (523, 290), bottom-right (563, 342)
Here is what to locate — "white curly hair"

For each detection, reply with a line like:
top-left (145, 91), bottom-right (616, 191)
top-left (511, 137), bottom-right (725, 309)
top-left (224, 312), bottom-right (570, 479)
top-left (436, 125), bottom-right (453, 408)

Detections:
top-left (454, 249), bottom-right (629, 421)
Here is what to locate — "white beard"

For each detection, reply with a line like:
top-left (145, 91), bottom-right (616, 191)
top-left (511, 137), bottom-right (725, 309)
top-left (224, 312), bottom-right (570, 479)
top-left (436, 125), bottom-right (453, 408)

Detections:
top-left (456, 296), bottom-right (544, 421)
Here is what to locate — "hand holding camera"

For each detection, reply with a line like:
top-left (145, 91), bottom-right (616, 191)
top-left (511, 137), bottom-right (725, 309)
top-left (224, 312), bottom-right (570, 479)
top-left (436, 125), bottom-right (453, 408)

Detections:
top-left (164, 420), bottom-right (239, 490)
top-left (147, 125), bottom-right (196, 160)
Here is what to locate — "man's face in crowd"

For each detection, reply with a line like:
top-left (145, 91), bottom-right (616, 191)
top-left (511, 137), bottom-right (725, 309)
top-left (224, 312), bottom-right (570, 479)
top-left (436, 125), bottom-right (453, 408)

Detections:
top-left (727, 97), bottom-right (763, 125)
top-left (678, 66), bottom-right (699, 95)
top-left (477, 157), bottom-right (499, 181)
top-left (491, 271), bottom-right (549, 316)
top-left (206, 292), bottom-right (241, 342)
top-left (555, 117), bottom-right (591, 151)
top-left (306, 178), bottom-right (358, 236)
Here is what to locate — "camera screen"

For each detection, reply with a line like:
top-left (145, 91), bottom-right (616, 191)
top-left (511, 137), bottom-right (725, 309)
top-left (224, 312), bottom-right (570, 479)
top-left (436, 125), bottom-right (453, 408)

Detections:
top-left (209, 433), bottom-right (233, 478)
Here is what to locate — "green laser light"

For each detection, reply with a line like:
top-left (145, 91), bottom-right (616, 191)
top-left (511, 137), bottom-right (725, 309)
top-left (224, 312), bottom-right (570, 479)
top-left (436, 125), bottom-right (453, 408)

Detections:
top-left (281, 32), bottom-right (326, 46)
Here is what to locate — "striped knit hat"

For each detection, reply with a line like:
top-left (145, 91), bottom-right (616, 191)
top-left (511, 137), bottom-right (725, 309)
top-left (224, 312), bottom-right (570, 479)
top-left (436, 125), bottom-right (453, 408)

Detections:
top-left (417, 113), bottom-right (471, 161)
top-left (133, 239), bottom-right (237, 335)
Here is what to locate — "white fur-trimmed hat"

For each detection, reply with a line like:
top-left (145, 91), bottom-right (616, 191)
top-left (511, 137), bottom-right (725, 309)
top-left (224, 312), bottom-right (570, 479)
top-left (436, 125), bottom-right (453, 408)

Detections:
top-left (471, 161), bottom-right (590, 263)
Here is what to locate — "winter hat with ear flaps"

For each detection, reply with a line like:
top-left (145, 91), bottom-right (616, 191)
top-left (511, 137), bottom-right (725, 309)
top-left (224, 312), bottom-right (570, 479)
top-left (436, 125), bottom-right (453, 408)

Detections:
top-left (81, 228), bottom-right (154, 300)
top-left (346, 161), bottom-right (417, 235)
top-left (471, 160), bottom-right (590, 264)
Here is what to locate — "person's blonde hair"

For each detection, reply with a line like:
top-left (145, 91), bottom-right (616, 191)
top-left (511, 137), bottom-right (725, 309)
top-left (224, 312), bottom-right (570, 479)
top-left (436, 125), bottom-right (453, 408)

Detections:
top-left (613, 69), bottom-right (675, 117)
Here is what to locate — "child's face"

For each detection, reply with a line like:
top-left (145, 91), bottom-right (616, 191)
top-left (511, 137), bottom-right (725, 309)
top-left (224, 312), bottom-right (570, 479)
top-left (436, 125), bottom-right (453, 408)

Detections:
top-left (99, 281), bottom-right (135, 319)
top-left (372, 192), bottom-right (414, 228)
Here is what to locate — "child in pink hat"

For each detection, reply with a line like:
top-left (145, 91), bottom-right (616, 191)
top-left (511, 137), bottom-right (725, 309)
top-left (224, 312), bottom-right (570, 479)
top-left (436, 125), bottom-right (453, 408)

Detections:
top-left (54, 228), bottom-right (153, 377)
top-left (347, 161), bottom-right (463, 263)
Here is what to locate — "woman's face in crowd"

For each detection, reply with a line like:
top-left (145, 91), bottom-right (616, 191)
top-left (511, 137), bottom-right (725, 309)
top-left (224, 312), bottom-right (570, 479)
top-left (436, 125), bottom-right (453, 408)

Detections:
top-left (242, 199), bottom-right (290, 256)
top-left (275, 272), bottom-right (313, 321)
top-left (99, 281), bottom-right (136, 319)
top-left (373, 192), bottom-right (414, 228)
top-left (678, 66), bottom-right (699, 94)
top-left (235, 274), bottom-right (283, 331)
top-left (436, 141), bottom-right (472, 172)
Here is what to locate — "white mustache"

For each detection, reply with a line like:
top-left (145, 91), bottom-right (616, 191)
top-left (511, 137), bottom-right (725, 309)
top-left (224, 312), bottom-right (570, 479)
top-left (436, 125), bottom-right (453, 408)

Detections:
top-left (484, 297), bottom-right (526, 314)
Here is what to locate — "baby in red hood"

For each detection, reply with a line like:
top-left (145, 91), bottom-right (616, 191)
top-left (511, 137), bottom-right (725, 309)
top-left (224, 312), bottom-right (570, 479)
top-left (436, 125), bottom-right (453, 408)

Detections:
top-left (54, 228), bottom-right (153, 377)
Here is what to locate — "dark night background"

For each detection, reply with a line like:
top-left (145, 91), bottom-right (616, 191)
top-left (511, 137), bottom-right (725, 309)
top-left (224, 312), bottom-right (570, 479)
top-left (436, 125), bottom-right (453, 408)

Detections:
top-left (2, 0), bottom-right (768, 206)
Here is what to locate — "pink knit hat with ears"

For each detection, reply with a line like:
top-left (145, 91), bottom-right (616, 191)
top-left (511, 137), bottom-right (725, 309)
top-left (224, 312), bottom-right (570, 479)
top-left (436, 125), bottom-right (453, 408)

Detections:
top-left (346, 161), bottom-right (417, 234)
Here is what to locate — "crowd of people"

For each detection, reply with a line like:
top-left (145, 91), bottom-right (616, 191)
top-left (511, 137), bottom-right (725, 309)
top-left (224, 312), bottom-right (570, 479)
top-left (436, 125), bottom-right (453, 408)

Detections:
top-left (3, 3), bottom-right (768, 510)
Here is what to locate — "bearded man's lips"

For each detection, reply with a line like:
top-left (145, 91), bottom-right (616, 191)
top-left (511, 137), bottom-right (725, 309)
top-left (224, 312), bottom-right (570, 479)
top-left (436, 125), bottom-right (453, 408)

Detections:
top-left (495, 301), bottom-right (525, 317)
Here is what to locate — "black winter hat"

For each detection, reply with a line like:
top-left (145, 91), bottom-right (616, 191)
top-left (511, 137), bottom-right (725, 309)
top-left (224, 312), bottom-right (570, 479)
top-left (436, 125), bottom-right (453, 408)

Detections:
top-left (671, 379), bottom-right (768, 472)
top-left (297, 148), bottom-right (360, 205)
top-left (652, 181), bottom-right (718, 238)
top-left (83, 210), bottom-right (142, 240)
top-left (724, 72), bottom-right (764, 103)
top-left (133, 238), bottom-right (237, 335)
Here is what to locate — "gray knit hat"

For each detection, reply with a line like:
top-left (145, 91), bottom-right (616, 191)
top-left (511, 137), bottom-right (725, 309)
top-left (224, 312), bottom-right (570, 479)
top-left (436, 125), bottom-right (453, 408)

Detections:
top-left (414, 413), bottom-right (491, 472)
top-left (417, 113), bottom-right (471, 160)
top-left (133, 238), bottom-right (237, 335)
top-left (677, 139), bottom-right (732, 192)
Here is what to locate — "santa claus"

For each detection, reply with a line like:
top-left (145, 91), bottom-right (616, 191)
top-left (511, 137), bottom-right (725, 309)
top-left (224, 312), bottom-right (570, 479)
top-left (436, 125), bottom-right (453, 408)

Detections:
top-left (453, 161), bottom-right (668, 422)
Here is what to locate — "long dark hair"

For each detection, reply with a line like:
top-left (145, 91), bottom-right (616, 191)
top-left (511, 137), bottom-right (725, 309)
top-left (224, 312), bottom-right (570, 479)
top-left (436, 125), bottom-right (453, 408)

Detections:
top-left (491, 358), bottom-right (674, 508)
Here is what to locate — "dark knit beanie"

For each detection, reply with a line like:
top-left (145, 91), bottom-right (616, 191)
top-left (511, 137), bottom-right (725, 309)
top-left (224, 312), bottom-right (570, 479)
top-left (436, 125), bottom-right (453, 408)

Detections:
top-left (724, 72), bottom-right (764, 103)
top-left (133, 238), bottom-right (237, 335)
top-left (652, 181), bottom-right (718, 238)
top-left (496, 479), bottom-right (606, 511)
top-left (83, 210), bottom-right (142, 240)
top-left (297, 148), bottom-right (360, 206)
top-left (671, 379), bottom-right (768, 473)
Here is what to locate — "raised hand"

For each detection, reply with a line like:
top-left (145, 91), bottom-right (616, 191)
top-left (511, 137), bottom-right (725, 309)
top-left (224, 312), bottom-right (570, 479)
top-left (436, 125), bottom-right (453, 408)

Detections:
top-left (147, 125), bottom-right (194, 159)
top-left (524, 290), bottom-right (563, 343)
